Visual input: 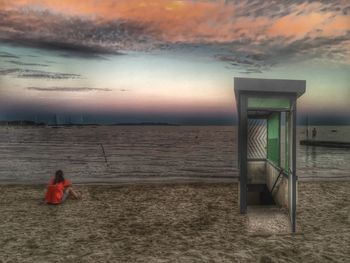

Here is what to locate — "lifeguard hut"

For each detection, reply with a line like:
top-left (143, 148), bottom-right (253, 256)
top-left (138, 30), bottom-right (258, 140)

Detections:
top-left (234, 77), bottom-right (306, 232)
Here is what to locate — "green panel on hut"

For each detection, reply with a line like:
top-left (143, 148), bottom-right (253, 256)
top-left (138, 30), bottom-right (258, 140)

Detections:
top-left (267, 113), bottom-right (280, 166)
top-left (248, 97), bottom-right (290, 109)
top-left (284, 113), bottom-right (290, 173)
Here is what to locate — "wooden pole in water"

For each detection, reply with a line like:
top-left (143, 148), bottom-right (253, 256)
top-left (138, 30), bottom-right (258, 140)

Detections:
top-left (306, 115), bottom-right (309, 141)
top-left (100, 143), bottom-right (108, 167)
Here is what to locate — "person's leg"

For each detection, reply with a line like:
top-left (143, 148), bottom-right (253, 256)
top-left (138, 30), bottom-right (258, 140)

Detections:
top-left (61, 188), bottom-right (70, 203)
top-left (67, 187), bottom-right (81, 199)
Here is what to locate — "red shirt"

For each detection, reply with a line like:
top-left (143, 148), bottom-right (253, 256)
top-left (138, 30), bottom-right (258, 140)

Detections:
top-left (45, 178), bottom-right (71, 204)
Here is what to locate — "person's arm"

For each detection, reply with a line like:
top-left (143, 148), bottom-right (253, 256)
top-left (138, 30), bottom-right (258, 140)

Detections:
top-left (64, 179), bottom-right (72, 188)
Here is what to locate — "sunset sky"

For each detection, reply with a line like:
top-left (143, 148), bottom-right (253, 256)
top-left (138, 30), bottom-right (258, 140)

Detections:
top-left (0, 0), bottom-right (349, 124)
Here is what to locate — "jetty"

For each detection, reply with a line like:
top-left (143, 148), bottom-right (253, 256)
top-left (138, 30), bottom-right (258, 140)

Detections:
top-left (300, 140), bottom-right (350, 148)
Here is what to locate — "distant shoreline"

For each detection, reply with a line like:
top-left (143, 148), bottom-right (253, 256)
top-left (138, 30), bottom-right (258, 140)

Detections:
top-left (1, 121), bottom-right (350, 127)
top-left (0, 121), bottom-right (181, 127)
top-left (0, 121), bottom-right (236, 127)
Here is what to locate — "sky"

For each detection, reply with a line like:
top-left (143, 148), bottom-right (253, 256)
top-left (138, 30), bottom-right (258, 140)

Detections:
top-left (0, 0), bottom-right (349, 125)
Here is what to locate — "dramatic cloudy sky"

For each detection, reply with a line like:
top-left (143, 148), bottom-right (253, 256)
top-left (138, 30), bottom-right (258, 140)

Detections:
top-left (0, 0), bottom-right (349, 124)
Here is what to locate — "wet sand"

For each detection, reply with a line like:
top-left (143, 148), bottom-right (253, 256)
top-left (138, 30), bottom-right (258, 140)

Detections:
top-left (1, 181), bottom-right (349, 262)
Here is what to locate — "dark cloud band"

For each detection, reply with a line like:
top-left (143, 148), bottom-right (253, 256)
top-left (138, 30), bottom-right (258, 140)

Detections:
top-left (27, 87), bottom-right (112, 92)
top-left (0, 68), bottom-right (81, 79)
top-left (5, 60), bottom-right (49, 67)
top-left (0, 51), bottom-right (19, 59)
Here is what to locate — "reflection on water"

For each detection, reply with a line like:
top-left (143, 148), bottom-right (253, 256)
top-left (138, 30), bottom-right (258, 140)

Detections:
top-left (0, 126), bottom-right (349, 183)
top-left (298, 144), bottom-right (350, 180)
top-left (297, 125), bottom-right (350, 180)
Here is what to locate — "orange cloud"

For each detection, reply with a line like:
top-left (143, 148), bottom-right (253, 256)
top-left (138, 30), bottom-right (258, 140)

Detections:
top-left (268, 13), bottom-right (326, 37)
top-left (267, 10), bottom-right (349, 39)
top-left (2, 0), bottom-right (238, 43)
top-left (323, 15), bottom-right (350, 36)
top-left (1, 0), bottom-right (349, 44)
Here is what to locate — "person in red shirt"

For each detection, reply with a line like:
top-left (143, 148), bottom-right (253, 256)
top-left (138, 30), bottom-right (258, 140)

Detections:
top-left (45, 170), bottom-right (80, 204)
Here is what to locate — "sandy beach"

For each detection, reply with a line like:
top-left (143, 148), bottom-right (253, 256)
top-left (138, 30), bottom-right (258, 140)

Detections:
top-left (1, 181), bottom-right (349, 262)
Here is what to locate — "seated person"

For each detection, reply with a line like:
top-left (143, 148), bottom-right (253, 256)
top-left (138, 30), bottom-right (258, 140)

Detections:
top-left (45, 170), bottom-right (80, 204)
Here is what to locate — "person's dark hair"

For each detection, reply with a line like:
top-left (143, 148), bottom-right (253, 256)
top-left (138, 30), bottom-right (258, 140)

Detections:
top-left (54, 170), bottom-right (65, 184)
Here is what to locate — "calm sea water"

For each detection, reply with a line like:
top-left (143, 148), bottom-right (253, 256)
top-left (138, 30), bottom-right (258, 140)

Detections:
top-left (0, 126), bottom-right (349, 183)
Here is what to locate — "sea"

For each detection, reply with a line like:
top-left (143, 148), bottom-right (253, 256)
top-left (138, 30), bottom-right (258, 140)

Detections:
top-left (0, 126), bottom-right (349, 183)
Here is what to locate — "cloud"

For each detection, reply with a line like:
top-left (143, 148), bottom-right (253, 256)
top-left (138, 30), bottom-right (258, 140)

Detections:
top-left (0, 9), bottom-right (155, 57)
top-left (213, 29), bottom-right (350, 72)
top-left (27, 87), bottom-right (112, 92)
top-left (5, 60), bottom-right (48, 67)
top-left (0, 0), bottom-right (349, 70)
top-left (239, 68), bottom-right (263, 74)
top-left (215, 52), bottom-right (270, 74)
top-left (0, 51), bottom-right (19, 59)
top-left (0, 68), bottom-right (81, 79)
top-left (254, 33), bottom-right (350, 66)
top-left (1, 37), bottom-right (124, 59)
